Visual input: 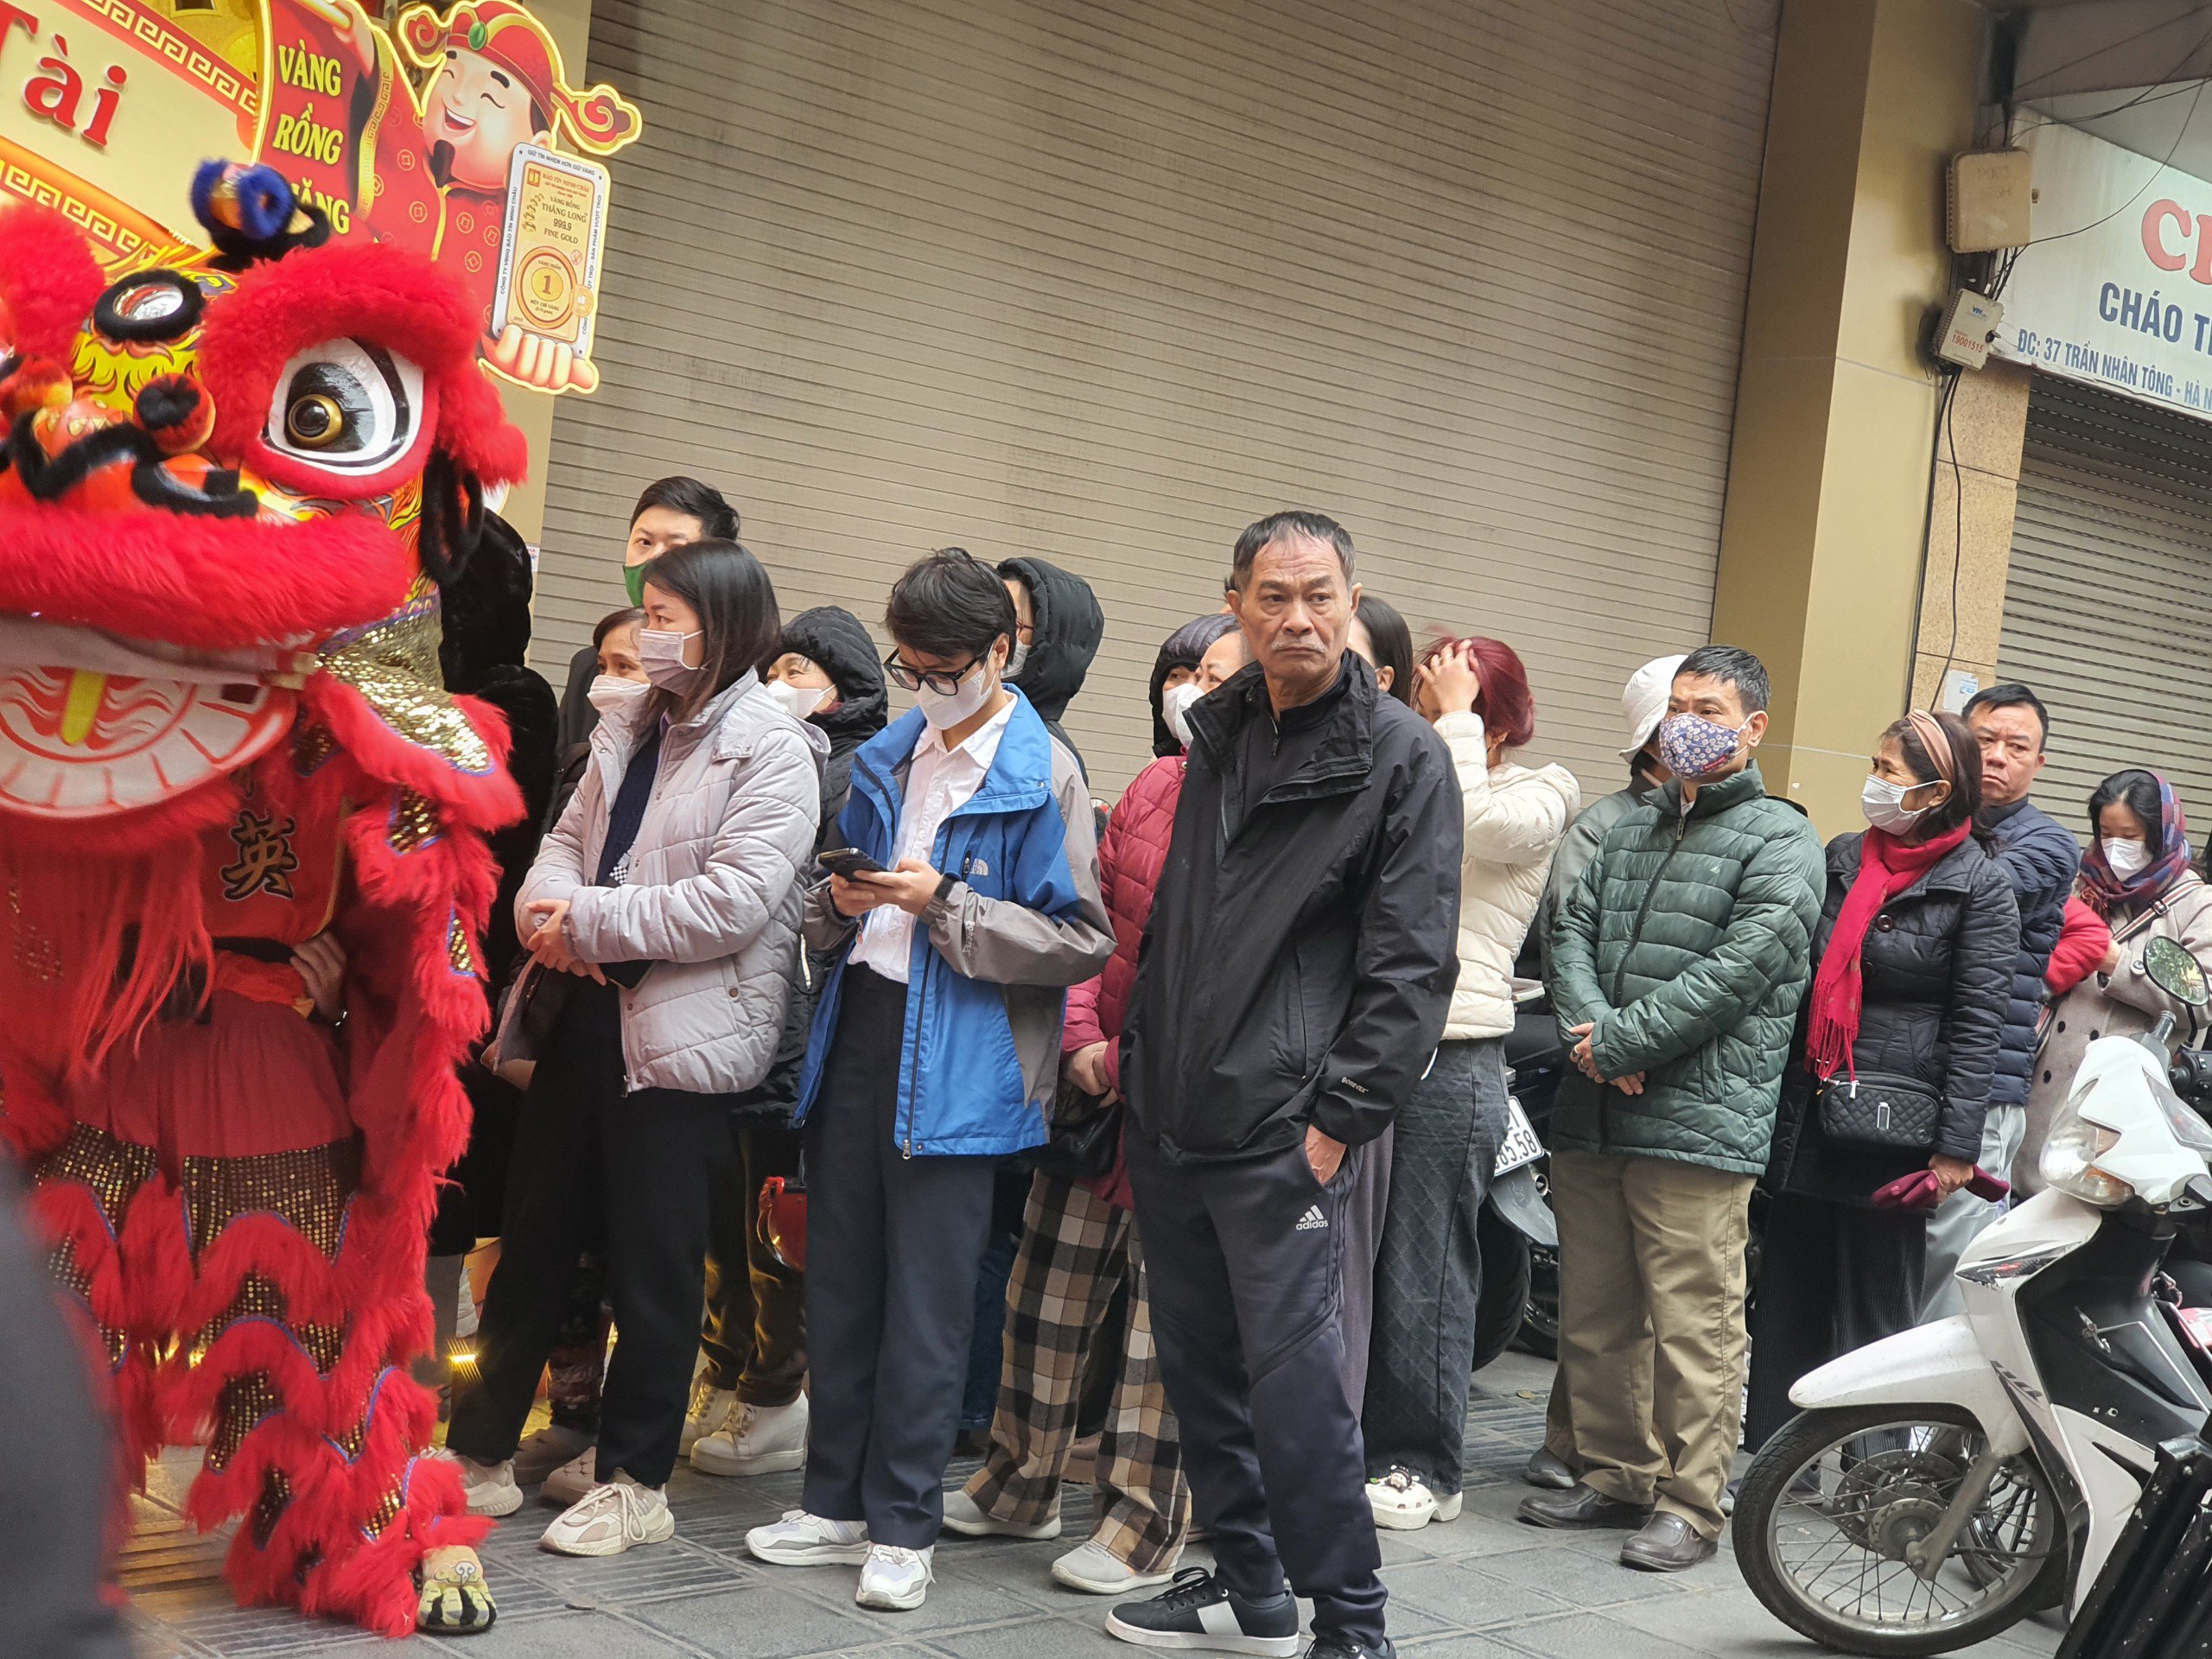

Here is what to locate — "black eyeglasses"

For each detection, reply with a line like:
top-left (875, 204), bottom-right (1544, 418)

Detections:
top-left (882, 649), bottom-right (984, 696)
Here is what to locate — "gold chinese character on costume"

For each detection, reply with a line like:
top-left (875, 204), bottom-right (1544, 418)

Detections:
top-left (220, 809), bottom-right (301, 901)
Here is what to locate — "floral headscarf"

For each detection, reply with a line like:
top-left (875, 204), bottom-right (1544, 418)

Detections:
top-left (2081, 771), bottom-right (2193, 916)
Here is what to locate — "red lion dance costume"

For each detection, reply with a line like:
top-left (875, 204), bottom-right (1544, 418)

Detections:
top-left (0, 165), bottom-right (525, 1637)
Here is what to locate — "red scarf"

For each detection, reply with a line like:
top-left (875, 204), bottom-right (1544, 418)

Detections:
top-left (1806, 822), bottom-right (1972, 1081)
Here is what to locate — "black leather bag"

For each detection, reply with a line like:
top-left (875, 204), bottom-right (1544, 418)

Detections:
top-left (1817, 1071), bottom-right (1942, 1153)
top-left (1020, 1078), bottom-right (1122, 1181)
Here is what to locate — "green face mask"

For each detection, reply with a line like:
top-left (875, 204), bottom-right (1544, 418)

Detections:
top-left (624, 564), bottom-right (646, 607)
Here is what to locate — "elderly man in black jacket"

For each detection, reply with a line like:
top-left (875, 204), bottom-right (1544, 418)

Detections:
top-left (1919, 683), bottom-right (2081, 1318)
top-left (1112, 512), bottom-right (1461, 1659)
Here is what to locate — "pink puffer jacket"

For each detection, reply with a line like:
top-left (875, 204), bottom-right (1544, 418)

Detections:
top-left (1064, 752), bottom-right (1184, 1206)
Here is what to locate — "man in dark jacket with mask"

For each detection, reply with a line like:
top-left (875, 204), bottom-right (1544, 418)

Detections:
top-left (1000, 555), bottom-right (1105, 771)
top-left (1111, 512), bottom-right (1460, 1659)
top-left (1921, 683), bottom-right (2079, 1319)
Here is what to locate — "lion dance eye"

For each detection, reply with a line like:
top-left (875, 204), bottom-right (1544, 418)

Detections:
top-left (264, 339), bottom-right (424, 474)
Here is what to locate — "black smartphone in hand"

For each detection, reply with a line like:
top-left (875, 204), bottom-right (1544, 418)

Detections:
top-left (817, 847), bottom-right (888, 880)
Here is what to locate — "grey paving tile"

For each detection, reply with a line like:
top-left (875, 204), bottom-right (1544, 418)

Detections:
top-left (1383, 1559), bottom-right (1572, 1630)
top-left (1602, 1581), bottom-right (1807, 1655)
top-left (632, 1585), bottom-right (893, 1657)
top-left (1472, 1543), bottom-right (1689, 1608)
top-left (1498, 1611), bottom-right (1714, 1659)
top-left (920, 1613), bottom-right (1130, 1658)
top-left (1395, 1636), bottom-right (1530, 1658)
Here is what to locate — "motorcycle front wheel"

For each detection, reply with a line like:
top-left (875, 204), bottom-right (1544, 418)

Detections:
top-left (1734, 1404), bottom-right (2067, 1657)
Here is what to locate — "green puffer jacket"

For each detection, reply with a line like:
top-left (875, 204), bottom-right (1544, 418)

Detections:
top-left (1547, 762), bottom-right (1825, 1176)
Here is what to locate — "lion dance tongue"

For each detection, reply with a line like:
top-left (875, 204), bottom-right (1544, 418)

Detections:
top-left (0, 165), bottom-right (526, 1637)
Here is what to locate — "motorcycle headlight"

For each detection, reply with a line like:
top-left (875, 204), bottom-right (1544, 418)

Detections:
top-left (2040, 1108), bottom-right (2134, 1206)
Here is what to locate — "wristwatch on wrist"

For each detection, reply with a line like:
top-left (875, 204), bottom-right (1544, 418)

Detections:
top-left (933, 871), bottom-right (959, 907)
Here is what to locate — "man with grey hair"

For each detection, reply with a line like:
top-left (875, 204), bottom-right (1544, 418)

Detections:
top-left (1110, 511), bottom-right (1461, 1659)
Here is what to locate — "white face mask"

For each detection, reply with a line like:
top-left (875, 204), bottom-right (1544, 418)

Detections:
top-left (764, 678), bottom-right (831, 722)
top-left (914, 660), bottom-right (996, 730)
top-left (1163, 680), bottom-right (1205, 750)
top-left (2104, 836), bottom-right (2152, 879)
top-left (1860, 774), bottom-right (1933, 835)
top-left (1006, 639), bottom-right (1031, 678)
top-left (587, 674), bottom-right (649, 715)
top-left (639, 627), bottom-right (703, 692)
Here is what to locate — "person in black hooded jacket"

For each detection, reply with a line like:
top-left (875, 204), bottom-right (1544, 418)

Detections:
top-left (1000, 554), bottom-right (1104, 772)
top-left (684, 605), bottom-right (888, 1480)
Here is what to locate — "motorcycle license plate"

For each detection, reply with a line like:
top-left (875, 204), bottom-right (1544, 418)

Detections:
top-left (1495, 1096), bottom-right (1543, 1176)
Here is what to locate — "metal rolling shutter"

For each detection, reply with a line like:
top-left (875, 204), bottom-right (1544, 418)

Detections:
top-left (1996, 378), bottom-right (2212, 839)
top-left (538, 0), bottom-right (1777, 796)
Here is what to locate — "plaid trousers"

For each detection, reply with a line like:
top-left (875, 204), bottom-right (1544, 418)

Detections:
top-left (965, 1171), bottom-right (1191, 1573)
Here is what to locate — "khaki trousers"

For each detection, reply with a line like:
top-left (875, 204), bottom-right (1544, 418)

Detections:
top-left (1548, 1149), bottom-right (1754, 1539)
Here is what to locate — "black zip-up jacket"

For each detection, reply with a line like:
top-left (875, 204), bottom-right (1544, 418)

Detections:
top-left (1122, 652), bottom-right (1462, 1159)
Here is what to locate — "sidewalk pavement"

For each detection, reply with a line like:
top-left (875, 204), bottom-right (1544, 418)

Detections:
top-left (125, 1351), bottom-right (2064, 1659)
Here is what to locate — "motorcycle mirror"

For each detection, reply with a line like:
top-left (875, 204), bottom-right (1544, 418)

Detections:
top-left (2145, 936), bottom-right (2211, 1009)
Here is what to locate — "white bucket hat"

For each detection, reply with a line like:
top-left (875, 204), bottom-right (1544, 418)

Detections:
top-left (1619, 654), bottom-right (1690, 760)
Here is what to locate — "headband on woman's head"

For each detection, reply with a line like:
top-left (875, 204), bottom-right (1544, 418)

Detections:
top-left (1905, 709), bottom-right (1960, 788)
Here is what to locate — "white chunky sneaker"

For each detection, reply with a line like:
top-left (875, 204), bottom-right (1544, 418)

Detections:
top-left (539, 1472), bottom-right (674, 1557)
top-left (541, 1447), bottom-right (599, 1508)
top-left (680, 1376), bottom-right (739, 1455)
top-left (941, 1484), bottom-right (1062, 1541)
top-left (434, 1449), bottom-right (523, 1518)
top-left (747, 1509), bottom-right (872, 1567)
top-left (856, 1543), bottom-right (934, 1611)
top-left (691, 1395), bottom-right (809, 1477)
top-left (512, 1423), bottom-right (592, 1487)
top-left (1052, 1537), bottom-right (1179, 1595)
top-left (1367, 1465), bottom-right (1459, 1530)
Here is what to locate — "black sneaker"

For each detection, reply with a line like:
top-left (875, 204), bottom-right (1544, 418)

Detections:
top-left (1105, 1567), bottom-right (1301, 1655)
top-left (1306, 1636), bottom-right (1395, 1659)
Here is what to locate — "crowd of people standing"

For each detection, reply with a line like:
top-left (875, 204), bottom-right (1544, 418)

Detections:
top-left (400, 477), bottom-right (2212, 1659)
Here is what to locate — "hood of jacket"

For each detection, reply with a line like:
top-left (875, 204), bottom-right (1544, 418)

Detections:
top-left (999, 555), bottom-right (1103, 723)
top-left (781, 604), bottom-right (888, 757)
top-left (1147, 612), bottom-right (1239, 757)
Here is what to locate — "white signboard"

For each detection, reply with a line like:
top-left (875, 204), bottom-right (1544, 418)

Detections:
top-left (1993, 118), bottom-right (2212, 422)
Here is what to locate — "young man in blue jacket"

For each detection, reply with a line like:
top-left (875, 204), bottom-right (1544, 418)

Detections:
top-left (746, 549), bottom-right (1113, 1613)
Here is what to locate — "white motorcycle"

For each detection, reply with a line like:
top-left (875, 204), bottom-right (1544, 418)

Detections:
top-left (1734, 936), bottom-right (2212, 1656)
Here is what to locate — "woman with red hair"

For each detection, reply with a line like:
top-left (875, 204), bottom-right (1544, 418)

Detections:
top-left (1363, 635), bottom-right (1580, 1530)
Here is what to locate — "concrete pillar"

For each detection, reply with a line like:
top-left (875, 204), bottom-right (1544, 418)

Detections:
top-left (1908, 358), bottom-right (2031, 711)
top-left (1709, 0), bottom-right (1984, 834)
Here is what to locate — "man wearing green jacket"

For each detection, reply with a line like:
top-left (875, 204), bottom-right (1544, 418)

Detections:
top-left (1523, 645), bottom-right (1824, 1573)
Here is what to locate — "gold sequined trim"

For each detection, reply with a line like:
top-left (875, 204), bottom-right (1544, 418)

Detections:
top-left (389, 790), bottom-right (441, 854)
top-left (207, 1372), bottom-right (283, 1473)
top-left (37, 1123), bottom-right (158, 1230)
top-left (366, 1482), bottom-right (404, 1534)
top-left (318, 587), bottom-right (492, 776)
top-left (447, 912), bottom-right (475, 976)
top-left (291, 721), bottom-right (338, 777)
top-left (249, 1468), bottom-right (292, 1548)
top-left (196, 1271), bottom-right (345, 1374)
top-left (182, 1140), bottom-right (360, 1263)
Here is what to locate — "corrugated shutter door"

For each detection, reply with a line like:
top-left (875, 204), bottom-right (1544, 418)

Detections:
top-left (540, 0), bottom-right (1777, 797)
top-left (1996, 378), bottom-right (2212, 837)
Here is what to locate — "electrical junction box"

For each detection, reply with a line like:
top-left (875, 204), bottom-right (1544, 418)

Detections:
top-left (1936, 288), bottom-right (2004, 369)
top-left (1948, 149), bottom-right (2032, 252)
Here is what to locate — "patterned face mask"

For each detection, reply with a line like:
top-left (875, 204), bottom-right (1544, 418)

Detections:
top-left (1656, 709), bottom-right (1749, 780)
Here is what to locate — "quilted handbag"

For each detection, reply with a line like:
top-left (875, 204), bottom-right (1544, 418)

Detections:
top-left (1817, 1071), bottom-right (1942, 1153)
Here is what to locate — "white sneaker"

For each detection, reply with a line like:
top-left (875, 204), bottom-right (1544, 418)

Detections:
top-left (542, 1447), bottom-right (599, 1508)
top-left (856, 1543), bottom-right (933, 1611)
top-left (539, 1472), bottom-right (674, 1557)
top-left (680, 1377), bottom-right (739, 1455)
top-left (1368, 1465), bottom-right (1462, 1530)
top-left (513, 1423), bottom-right (592, 1487)
top-left (1051, 1537), bottom-right (1179, 1595)
top-left (691, 1395), bottom-right (809, 1477)
top-left (941, 1484), bottom-right (1062, 1541)
top-left (747, 1509), bottom-right (872, 1567)
top-left (433, 1449), bottom-right (522, 1518)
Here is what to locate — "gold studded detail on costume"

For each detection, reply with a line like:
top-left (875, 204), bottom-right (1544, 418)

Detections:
top-left (37, 1123), bottom-right (158, 1233)
top-left (182, 1140), bottom-right (360, 1263)
top-left (320, 584), bottom-right (493, 776)
top-left (207, 1373), bottom-right (284, 1473)
top-left (291, 721), bottom-right (339, 777)
top-left (249, 1468), bottom-right (293, 1549)
top-left (447, 912), bottom-right (475, 977)
top-left (367, 1482), bottom-right (405, 1534)
top-left (388, 791), bottom-right (440, 854)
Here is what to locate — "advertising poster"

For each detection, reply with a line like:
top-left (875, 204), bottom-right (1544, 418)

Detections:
top-left (1993, 118), bottom-right (2212, 423)
top-left (0, 0), bottom-right (639, 399)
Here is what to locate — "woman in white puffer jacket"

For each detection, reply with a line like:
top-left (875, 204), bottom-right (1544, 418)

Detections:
top-left (1362, 634), bottom-right (1580, 1530)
